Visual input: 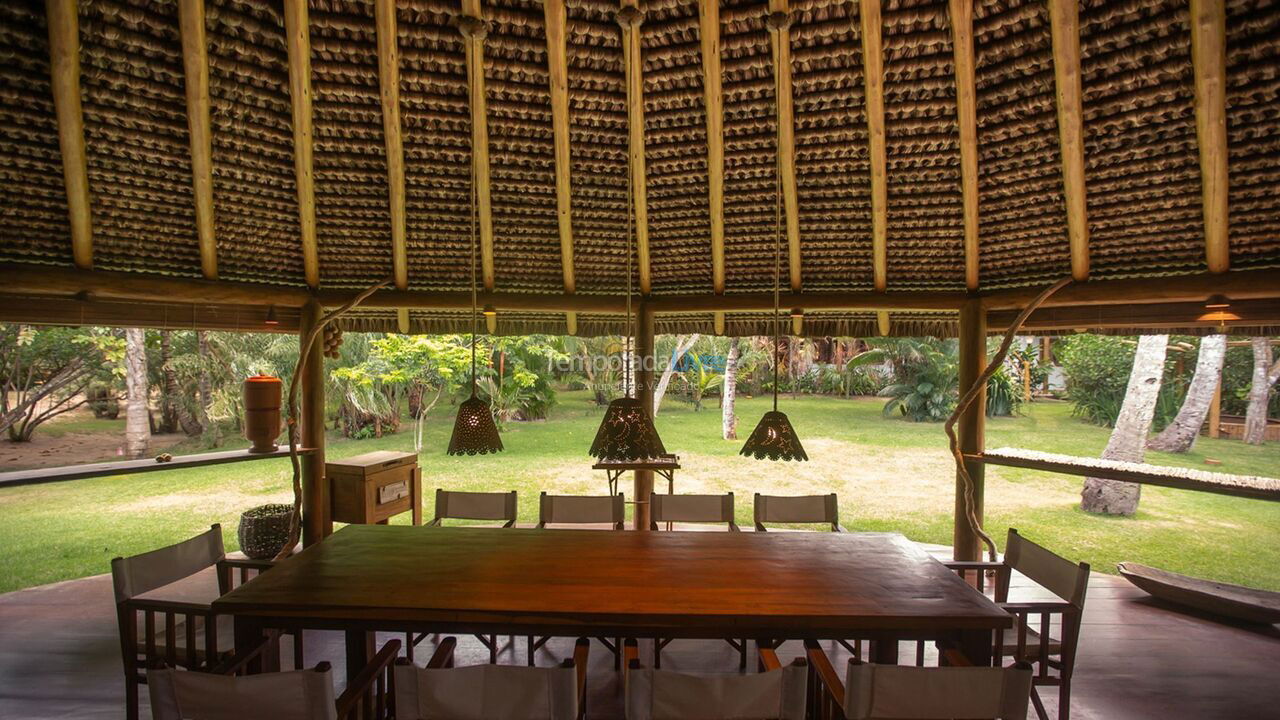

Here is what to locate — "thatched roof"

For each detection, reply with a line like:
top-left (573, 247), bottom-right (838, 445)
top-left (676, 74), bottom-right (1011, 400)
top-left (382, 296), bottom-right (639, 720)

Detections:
top-left (0, 0), bottom-right (1277, 336)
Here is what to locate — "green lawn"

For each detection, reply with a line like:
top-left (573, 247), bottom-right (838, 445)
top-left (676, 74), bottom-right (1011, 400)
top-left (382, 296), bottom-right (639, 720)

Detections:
top-left (1, 391), bottom-right (1278, 594)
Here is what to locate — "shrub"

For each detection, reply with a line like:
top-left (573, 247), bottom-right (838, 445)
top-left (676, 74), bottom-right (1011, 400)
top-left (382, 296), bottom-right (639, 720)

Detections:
top-left (986, 366), bottom-right (1021, 417)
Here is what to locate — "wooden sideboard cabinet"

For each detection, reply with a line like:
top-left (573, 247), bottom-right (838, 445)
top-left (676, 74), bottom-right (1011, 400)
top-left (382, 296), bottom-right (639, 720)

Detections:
top-left (328, 451), bottom-right (421, 526)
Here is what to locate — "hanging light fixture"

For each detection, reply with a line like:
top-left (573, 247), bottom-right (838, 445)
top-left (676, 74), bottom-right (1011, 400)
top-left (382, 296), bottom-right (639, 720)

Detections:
top-left (740, 71), bottom-right (807, 462)
top-left (448, 127), bottom-right (503, 456)
top-left (590, 9), bottom-right (666, 462)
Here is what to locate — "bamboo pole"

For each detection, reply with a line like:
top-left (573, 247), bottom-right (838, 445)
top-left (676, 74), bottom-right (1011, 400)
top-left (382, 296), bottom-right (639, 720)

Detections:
top-left (299, 299), bottom-right (329, 544)
top-left (767, 0), bottom-right (801, 292)
top-left (634, 301), bottom-right (655, 530)
top-left (1048, 0), bottom-right (1090, 281)
top-left (46, 0), bottom-right (93, 270)
top-left (1189, 0), bottom-right (1230, 274)
top-left (859, 0), bottom-right (888, 292)
top-left (954, 298), bottom-right (986, 561)
top-left (374, 0), bottom-right (408, 292)
top-left (619, 0), bottom-right (651, 294)
top-left (284, 0), bottom-right (319, 288)
top-left (461, 0), bottom-right (495, 290)
top-left (877, 310), bottom-right (890, 337)
top-left (949, 0), bottom-right (979, 290)
top-left (545, 0), bottom-right (577, 334)
top-left (700, 0), bottom-right (726, 296)
top-left (177, 0), bottom-right (217, 280)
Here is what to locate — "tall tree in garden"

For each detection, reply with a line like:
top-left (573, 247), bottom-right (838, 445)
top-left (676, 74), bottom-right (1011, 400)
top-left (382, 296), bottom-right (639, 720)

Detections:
top-left (124, 329), bottom-right (150, 458)
top-left (722, 339), bottom-right (740, 440)
top-left (1244, 337), bottom-right (1280, 445)
top-left (1148, 334), bottom-right (1226, 452)
top-left (652, 334), bottom-right (698, 416)
top-left (1081, 334), bottom-right (1168, 516)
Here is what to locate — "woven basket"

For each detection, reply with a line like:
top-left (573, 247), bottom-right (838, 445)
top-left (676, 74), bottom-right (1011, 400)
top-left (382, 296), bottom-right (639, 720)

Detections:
top-left (237, 504), bottom-right (293, 559)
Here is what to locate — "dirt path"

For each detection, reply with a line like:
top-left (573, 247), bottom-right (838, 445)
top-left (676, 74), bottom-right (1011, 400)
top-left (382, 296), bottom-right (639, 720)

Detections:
top-left (0, 431), bottom-right (186, 471)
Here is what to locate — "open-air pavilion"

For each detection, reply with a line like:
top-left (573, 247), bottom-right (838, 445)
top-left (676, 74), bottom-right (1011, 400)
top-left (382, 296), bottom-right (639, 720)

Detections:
top-left (1, 0), bottom-right (1279, 717)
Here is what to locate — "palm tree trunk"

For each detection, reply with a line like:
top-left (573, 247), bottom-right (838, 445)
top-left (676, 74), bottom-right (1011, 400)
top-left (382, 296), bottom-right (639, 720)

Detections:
top-left (1148, 334), bottom-right (1226, 452)
top-left (722, 340), bottom-right (740, 440)
top-left (653, 334), bottom-right (698, 416)
top-left (1081, 334), bottom-right (1168, 516)
top-left (124, 328), bottom-right (150, 458)
top-left (1244, 337), bottom-right (1278, 445)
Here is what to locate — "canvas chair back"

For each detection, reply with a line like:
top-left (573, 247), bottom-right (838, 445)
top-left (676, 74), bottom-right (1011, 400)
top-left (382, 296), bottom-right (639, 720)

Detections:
top-left (625, 666), bottom-right (807, 720)
top-left (1003, 529), bottom-right (1089, 607)
top-left (843, 662), bottom-right (1032, 719)
top-left (394, 663), bottom-right (578, 720)
top-left (148, 666), bottom-right (338, 720)
top-left (432, 489), bottom-right (518, 526)
top-left (650, 493), bottom-right (737, 529)
top-left (753, 493), bottom-right (841, 531)
top-left (537, 492), bottom-right (625, 529)
top-left (112, 525), bottom-right (225, 602)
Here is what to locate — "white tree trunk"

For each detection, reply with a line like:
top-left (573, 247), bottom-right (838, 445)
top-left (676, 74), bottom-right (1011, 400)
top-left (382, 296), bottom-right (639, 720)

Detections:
top-left (1148, 334), bottom-right (1226, 453)
top-left (1081, 334), bottom-right (1168, 516)
top-left (124, 328), bottom-right (150, 458)
top-left (722, 340), bottom-right (740, 440)
top-left (1243, 337), bottom-right (1277, 445)
top-left (653, 334), bottom-right (699, 416)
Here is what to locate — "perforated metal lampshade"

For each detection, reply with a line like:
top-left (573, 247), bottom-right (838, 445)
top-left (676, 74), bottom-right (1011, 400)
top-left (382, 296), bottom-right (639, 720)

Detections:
top-left (447, 394), bottom-right (504, 456)
top-left (589, 396), bottom-right (667, 462)
top-left (739, 410), bottom-right (808, 462)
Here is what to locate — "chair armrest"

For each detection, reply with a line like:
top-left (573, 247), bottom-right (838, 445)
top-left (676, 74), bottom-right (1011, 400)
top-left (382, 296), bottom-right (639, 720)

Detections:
top-left (219, 557), bottom-right (277, 572)
top-left (127, 598), bottom-right (215, 615)
top-left (425, 636), bottom-right (457, 669)
top-left (209, 636), bottom-right (273, 675)
top-left (803, 640), bottom-right (845, 712)
top-left (572, 637), bottom-right (589, 717)
top-left (943, 560), bottom-right (1004, 571)
top-left (998, 600), bottom-right (1072, 614)
top-left (833, 524), bottom-right (848, 533)
top-left (335, 640), bottom-right (401, 719)
top-left (501, 519), bottom-right (516, 528)
top-left (728, 521), bottom-right (741, 532)
top-left (758, 645), bottom-right (783, 671)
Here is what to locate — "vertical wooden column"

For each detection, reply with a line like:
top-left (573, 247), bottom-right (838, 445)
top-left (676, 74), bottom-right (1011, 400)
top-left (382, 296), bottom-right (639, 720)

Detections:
top-left (1208, 380), bottom-right (1222, 438)
top-left (634, 301), bottom-right (656, 530)
top-left (954, 298), bottom-right (986, 561)
top-left (299, 299), bottom-right (329, 545)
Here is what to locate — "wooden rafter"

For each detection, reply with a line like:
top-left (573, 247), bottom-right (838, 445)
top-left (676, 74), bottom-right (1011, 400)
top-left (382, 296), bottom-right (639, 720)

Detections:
top-left (374, 0), bottom-right (407, 292)
top-left (283, 0), bottom-right (319, 288)
top-left (877, 311), bottom-right (890, 337)
top-left (767, 0), bottom-right (801, 292)
top-left (948, 0), bottom-right (979, 290)
top-left (46, 0), bottom-right (93, 270)
top-left (461, 0), bottom-right (495, 291)
top-left (177, 0), bottom-right (217, 280)
top-left (544, 0), bottom-right (575, 295)
top-left (619, 0), bottom-right (651, 294)
top-left (699, 0), bottom-right (725, 295)
top-left (1048, 0), bottom-right (1089, 281)
top-left (1189, 0), bottom-right (1229, 274)
top-left (858, 0), bottom-right (887, 292)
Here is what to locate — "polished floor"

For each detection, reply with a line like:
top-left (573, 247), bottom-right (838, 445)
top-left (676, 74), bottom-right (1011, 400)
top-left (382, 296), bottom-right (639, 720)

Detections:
top-left (1, 542), bottom-right (1278, 719)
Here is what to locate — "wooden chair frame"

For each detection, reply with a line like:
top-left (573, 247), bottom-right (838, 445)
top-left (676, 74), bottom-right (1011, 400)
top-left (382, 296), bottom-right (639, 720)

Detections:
top-left (113, 524), bottom-right (301, 720)
top-left (940, 528), bottom-right (1090, 720)
top-left (753, 493), bottom-right (845, 532)
top-left (401, 636), bottom-right (589, 719)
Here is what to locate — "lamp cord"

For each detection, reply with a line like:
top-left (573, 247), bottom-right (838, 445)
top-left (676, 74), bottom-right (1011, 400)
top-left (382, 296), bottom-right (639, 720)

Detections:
top-left (772, 87), bottom-right (782, 413)
top-left (625, 118), bottom-right (634, 398)
top-left (469, 147), bottom-right (478, 397)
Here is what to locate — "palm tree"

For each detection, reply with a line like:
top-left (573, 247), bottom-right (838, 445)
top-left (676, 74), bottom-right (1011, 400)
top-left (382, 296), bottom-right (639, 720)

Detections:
top-left (1148, 334), bottom-right (1226, 452)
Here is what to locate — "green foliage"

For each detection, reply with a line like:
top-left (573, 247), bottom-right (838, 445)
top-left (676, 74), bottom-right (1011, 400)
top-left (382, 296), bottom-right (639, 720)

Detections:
top-left (0, 324), bottom-right (120, 441)
top-left (871, 339), bottom-right (959, 422)
top-left (1056, 334), bottom-right (1198, 430)
top-left (676, 351), bottom-right (723, 411)
top-left (985, 366), bottom-right (1021, 418)
top-left (1221, 341), bottom-right (1280, 418)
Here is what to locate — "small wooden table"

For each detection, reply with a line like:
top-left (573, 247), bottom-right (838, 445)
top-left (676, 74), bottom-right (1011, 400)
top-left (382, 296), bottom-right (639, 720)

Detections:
top-left (214, 526), bottom-right (1010, 680)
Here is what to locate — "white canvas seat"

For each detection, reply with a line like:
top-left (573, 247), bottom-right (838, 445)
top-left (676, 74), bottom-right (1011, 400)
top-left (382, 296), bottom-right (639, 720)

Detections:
top-left (149, 665), bottom-right (338, 720)
top-left (753, 493), bottom-right (845, 531)
top-left (535, 492), bottom-right (625, 529)
top-left (649, 492), bottom-right (739, 531)
top-left (841, 663), bottom-right (1033, 719)
top-left (428, 488), bottom-right (518, 527)
top-left (624, 665), bottom-right (808, 720)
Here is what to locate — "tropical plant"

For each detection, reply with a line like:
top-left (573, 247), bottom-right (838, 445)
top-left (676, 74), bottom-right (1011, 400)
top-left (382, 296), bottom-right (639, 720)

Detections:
top-left (850, 338), bottom-right (959, 422)
top-left (0, 324), bottom-right (122, 441)
top-left (676, 351), bottom-right (723, 411)
top-left (985, 366), bottom-right (1021, 418)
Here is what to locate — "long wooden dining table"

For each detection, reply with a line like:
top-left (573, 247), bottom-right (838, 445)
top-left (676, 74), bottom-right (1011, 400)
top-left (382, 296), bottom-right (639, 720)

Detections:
top-left (213, 524), bottom-right (1012, 679)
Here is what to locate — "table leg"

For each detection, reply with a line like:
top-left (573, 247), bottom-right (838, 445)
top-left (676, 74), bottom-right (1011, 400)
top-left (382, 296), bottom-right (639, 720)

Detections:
top-left (233, 616), bottom-right (269, 674)
top-left (871, 637), bottom-right (899, 665)
top-left (958, 629), bottom-right (993, 667)
top-left (345, 629), bottom-right (374, 683)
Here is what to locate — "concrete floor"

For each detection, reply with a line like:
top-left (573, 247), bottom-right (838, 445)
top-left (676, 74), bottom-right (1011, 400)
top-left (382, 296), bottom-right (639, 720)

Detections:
top-left (1, 543), bottom-right (1278, 719)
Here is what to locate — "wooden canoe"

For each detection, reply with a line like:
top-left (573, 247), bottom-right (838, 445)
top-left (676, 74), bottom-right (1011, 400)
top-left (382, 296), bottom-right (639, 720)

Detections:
top-left (1117, 562), bottom-right (1280, 624)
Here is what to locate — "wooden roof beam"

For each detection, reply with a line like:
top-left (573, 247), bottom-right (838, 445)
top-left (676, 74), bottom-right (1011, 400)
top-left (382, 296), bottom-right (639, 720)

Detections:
top-left (461, 0), bottom-right (496, 291)
top-left (948, 0), bottom-right (979, 290)
top-left (177, 0), bottom-right (217, 280)
top-left (283, 0), bottom-right (319, 288)
top-left (858, 0), bottom-right (887, 292)
top-left (700, 0), bottom-right (726, 296)
top-left (1048, 0), bottom-right (1090, 281)
top-left (767, 0), bottom-right (802, 292)
top-left (619, 0), bottom-right (651, 294)
top-left (46, 0), bottom-right (93, 270)
top-left (1190, 0), bottom-right (1230, 273)
top-left (374, 0), bottom-right (407, 292)
top-left (545, 0), bottom-right (577, 335)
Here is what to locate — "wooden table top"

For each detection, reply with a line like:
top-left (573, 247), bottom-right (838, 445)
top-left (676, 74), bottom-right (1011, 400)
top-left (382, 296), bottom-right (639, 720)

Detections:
top-left (213, 525), bottom-right (1011, 637)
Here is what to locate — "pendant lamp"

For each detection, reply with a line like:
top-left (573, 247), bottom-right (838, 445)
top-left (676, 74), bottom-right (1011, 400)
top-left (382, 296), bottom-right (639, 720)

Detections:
top-left (590, 5), bottom-right (666, 462)
top-left (740, 77), bottom-right (807, 462)
top-left (448, 135), bottom-right (503, 456)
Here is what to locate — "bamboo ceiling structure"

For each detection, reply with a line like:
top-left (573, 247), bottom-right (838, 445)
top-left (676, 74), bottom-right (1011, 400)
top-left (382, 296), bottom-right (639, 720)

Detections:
top-left (1, 0), bottom-right (1278, 337)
